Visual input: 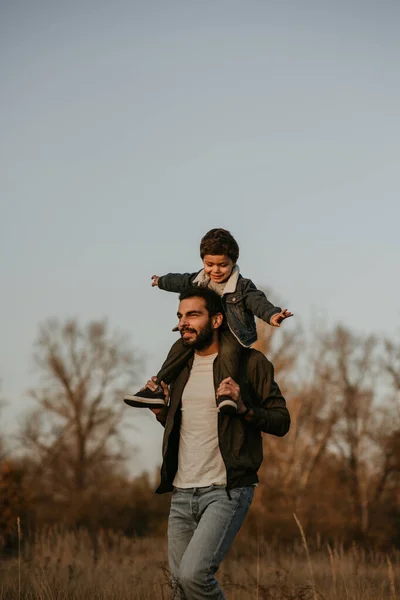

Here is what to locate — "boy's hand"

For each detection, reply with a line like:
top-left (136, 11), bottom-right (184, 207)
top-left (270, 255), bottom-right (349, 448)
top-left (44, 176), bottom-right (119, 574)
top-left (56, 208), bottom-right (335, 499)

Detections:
top-left (151, 275), bottom-right (160, 287)
top-left (270, 309), bottom-right (293, 327)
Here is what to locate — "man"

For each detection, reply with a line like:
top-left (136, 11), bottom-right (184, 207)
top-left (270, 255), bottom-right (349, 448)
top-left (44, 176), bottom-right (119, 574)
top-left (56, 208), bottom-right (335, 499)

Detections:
top-left (140, 287), bottom-right (290, 599)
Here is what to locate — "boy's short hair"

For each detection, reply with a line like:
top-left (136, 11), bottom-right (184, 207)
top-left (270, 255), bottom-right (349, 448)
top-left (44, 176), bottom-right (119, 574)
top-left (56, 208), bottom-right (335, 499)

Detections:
top-left (200, 228), bottom-right (239, 264)
top-left (179, 287), bottom-right (223, 318)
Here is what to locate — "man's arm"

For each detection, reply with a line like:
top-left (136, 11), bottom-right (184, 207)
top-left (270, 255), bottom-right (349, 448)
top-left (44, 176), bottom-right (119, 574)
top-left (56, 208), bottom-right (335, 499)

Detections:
top-left (217, 352), bottom-right (290, 436)
top-left (243, 352), bottom-right (290, 436)
top-left (156, 272), bottom-right (198, 293)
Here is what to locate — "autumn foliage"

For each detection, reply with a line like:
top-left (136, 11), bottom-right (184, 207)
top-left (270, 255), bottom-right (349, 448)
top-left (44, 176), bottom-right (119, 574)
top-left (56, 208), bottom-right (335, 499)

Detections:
top-left (1, 316), bottom-right (400, 556)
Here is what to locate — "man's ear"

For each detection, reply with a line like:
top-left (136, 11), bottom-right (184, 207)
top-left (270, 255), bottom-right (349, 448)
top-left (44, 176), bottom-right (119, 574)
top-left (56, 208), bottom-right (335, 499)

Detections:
top-left (212, 312), bottom-right (224, 330)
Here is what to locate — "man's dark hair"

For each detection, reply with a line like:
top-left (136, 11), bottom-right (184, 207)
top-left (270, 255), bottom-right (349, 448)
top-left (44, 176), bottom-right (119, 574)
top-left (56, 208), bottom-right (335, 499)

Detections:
top-left (179, 287), bottom-right (223, 318)
top-left (200, 228), bottom-right (240, 263)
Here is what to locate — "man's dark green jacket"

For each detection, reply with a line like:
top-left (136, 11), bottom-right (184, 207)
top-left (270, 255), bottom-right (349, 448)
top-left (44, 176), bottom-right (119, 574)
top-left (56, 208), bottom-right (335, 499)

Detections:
top-left (155, 348), bottom-right (290, 494)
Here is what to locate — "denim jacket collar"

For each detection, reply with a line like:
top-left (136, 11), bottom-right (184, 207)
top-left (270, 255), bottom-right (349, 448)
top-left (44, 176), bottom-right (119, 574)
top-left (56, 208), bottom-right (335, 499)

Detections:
top-left (192, 265), bottom-right (240, 294)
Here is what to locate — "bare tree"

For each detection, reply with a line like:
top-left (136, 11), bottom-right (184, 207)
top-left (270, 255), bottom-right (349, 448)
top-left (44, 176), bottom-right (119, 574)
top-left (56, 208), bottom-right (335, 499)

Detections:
top-left (383, 336), bottom-right (400, 393)
top-left (251, 322), bottom-right (400, 542)
top-left (317, 326), bottom-right (381, 537)
top-left (378, 337), bottom-right (400, 509)
top-left (0, 382), bottom-right (7, 462)
top-left (253, 319), bottom-right (301, 387)
top-left (21, 318), bottom-right (138, 501)
top-left (254, 322), bottom-right (339, 516)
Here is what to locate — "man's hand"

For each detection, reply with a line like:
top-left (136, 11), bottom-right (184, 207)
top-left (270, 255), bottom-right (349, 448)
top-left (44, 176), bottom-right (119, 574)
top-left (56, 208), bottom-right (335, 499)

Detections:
top-left (151, 275), bottom-right (160, 287)
top-left (217, 377), bottom-right (247, 414)
top-left (141, 376), bottom-right (169, 415)
top-left (270, 308), bottom-right (293, 327)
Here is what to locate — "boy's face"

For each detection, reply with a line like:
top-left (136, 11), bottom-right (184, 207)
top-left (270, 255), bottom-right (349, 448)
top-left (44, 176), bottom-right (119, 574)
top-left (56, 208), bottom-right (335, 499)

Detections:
top-left (202, 254), bottom-right (235, 283)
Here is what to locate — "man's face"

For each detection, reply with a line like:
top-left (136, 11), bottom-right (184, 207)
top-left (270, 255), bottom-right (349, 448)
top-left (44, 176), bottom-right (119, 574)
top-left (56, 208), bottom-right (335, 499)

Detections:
top-left (202, 254), bottom-right (235, 284)
top-left (177, 297), bottom-right (220, 350)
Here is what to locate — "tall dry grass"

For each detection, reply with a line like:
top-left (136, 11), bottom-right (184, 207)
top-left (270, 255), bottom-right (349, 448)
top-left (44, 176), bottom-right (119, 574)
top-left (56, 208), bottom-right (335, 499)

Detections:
top-left (0, 527), bottom-right (399, 599)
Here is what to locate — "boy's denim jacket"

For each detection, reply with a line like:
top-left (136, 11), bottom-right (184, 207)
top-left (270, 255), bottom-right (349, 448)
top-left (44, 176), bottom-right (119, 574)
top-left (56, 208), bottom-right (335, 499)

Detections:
top-left (158, 266), bottom-right (281, 347)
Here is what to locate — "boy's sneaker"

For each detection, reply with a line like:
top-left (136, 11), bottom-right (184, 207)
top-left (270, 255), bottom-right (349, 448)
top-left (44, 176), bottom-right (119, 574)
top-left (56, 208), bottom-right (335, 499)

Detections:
top-left (217, 395), bottom-right (238, 415)
top-left (124, 385), bottom-right (166, 409)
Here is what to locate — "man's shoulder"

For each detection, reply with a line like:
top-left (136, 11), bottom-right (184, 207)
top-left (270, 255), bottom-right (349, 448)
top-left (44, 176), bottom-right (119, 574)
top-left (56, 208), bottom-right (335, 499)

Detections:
top-left (239, 349), bottom-right (274, 389)
top-left (244, 348), bottom-right (272, 369)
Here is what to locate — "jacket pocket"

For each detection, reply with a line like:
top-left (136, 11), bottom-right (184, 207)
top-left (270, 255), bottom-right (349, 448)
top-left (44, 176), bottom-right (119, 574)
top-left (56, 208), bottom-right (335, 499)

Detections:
top-left (225, 294), bottom-right (244, 311)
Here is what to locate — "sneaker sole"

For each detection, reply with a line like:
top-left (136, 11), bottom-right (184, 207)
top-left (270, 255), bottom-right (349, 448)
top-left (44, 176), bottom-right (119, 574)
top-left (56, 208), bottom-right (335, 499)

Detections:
top-left (124, 396), bottom-right (165, 409)
top-left (217, 399), bottom-right (238, 413)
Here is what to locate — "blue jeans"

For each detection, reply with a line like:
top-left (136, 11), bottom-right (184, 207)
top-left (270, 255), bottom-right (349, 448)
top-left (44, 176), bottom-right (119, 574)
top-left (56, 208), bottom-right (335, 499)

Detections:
top-left (168, 485), bottom-right (254, 599)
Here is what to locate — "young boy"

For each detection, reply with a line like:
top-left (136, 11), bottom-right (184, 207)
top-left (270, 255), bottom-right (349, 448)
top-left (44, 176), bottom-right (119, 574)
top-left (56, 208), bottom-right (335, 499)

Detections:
top-left (124, 228), bottom-right (292, 414)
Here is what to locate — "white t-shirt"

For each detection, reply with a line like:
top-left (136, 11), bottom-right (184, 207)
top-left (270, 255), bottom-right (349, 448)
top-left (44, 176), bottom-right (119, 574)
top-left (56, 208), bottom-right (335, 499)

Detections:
top-left (173, 352), bottom-right (227, 488)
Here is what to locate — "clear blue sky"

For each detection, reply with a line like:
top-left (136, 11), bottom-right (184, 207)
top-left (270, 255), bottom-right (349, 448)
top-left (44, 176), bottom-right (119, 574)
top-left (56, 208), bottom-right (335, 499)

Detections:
top-left (1, 0), bottom-right (400, 475)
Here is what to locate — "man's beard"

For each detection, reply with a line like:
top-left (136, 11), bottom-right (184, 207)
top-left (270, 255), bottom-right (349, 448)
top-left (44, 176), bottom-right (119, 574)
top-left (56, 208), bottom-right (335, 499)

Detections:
top-left (180, 319), bottom-right (214, 351)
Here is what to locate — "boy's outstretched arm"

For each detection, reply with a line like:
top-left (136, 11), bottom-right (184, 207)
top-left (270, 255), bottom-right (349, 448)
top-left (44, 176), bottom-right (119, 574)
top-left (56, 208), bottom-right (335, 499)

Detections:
top-left (152, 271), bottom-right (198, 293)
top-left (243, 280), bottom-right (293, 327)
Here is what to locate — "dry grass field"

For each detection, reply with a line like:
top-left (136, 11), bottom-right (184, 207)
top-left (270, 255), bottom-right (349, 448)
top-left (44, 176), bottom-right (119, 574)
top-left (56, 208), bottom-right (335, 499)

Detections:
top-left (0, 528), bottom-right (399, 599)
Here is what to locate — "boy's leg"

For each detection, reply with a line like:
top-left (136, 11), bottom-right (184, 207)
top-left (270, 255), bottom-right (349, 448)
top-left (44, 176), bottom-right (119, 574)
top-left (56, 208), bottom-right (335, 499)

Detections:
top-left (156, 338), bottom-right (194, 385)
top-left (216, 329), bottom-right (243, 414)
top-left (124, 339), bottom-right (193, 408)
top-left (172, 485), bottom-right (254, 599)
